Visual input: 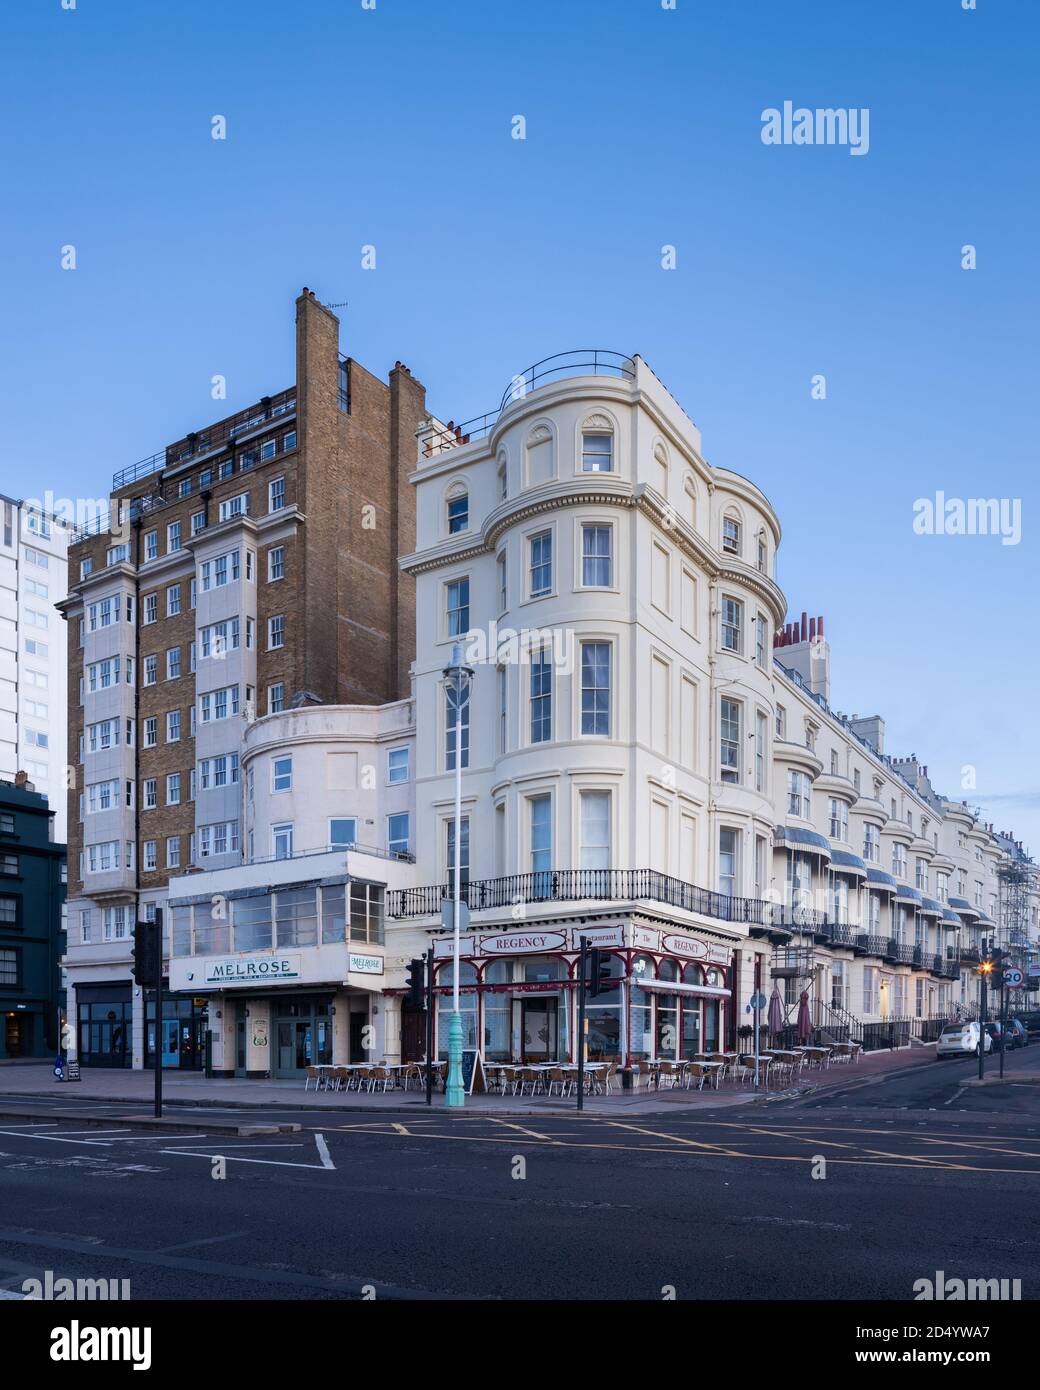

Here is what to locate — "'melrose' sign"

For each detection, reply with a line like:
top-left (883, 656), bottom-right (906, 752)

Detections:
top-left (204, 956), bottom-right (301, 985)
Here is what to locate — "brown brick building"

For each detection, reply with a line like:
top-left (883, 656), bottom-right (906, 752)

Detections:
top-left (58, 291), bottom-right (426, 1065)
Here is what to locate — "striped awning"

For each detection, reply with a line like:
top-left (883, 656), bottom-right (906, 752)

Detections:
top-left (776, 825), bottom-right (832, 856)
top-left (831, 849), bottom-right (868, 877)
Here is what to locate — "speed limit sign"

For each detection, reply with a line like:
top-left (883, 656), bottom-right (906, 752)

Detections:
top-left (1003, 967), bottom-right (1024, 988)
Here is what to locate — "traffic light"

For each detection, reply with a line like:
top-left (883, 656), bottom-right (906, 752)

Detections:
top-left (131, 921), bottom-right (158, 986)
top-left (406, 957), bottom-right (426, 1009)
top-left (588, 948), bottom-right (613, 998)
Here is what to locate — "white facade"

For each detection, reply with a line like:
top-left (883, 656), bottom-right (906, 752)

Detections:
top-left (57, 352), bottom-right (1039, 1074)
top-left (0, 497), bottom-right (69, 842)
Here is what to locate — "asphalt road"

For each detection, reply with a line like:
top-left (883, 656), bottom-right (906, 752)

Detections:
top-left (0, 1052), bottom-right (1038, 1301)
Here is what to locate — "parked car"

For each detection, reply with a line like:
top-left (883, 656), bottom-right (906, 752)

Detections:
top-left (936, 1022), bottom-right (990, 1059)
top-left (1016, 1010), bottom-right (1040, 1038)
top-left (1003, 1018), bottom-right (1029, 1048)
top-left (983, 1021), bottom-right (1005, 1052)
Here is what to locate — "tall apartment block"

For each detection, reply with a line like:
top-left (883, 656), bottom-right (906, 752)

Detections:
top-left (59, 290), bottom-right (426, 1067)
top-left (0, 496), bottom-right (70, 842)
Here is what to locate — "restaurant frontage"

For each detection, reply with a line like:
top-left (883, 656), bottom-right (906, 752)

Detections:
top-left (411, 919), bottom-right (746, 1068)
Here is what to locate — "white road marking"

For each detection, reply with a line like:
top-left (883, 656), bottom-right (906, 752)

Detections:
top-left (314, 1133), bottom-right (335, 1169)
top-left (44, 1129), bottom-right (134, 1137)
top-left (0, 1130), bottom-right (117, 1148)
top-left (160, 1149), bottom-right (331, 1171)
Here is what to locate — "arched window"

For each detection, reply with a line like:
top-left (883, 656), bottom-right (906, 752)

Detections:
top-left (581, 415), bottom-right (614, 474)
top-left (436, 959), bottom-right (478, 1058)
top-left (585, 952), bottom-right (623, 1060)
top-left (684, 475), bottom-right (697, 530)
top-left (446, 483), bottom-right (469, 535)
top-left (525, 425), bottom-right (554, 487)
top-left (630, 953), bottom-right (656, 1059)
top-left (496, 450), bottom-right (508, 501)
top-left (483, 958), bottom-right (512, 1060)
top-left (756, 528), bottom-right (769, 575)
top-left (721, 509), bottom-right (742, 557)
top-left (656, 958), bottom-right (680, 1059)
top-left (681, 962), bottom-right (705, 1059)
top-left (653, 440), bottom-right (669, 496)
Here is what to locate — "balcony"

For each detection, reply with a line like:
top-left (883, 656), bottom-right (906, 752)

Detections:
top-left (770, 946), bottom-right (815, 979)
top-left (854, 933), bottom-right (888, 958)
top-left (388, 869), bottom-right (768, 926)
top-left (885, 939), bottom-right (916, 965)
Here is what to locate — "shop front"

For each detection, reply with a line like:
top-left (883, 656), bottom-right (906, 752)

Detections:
top-left (429, 920), bottom-right (739, 1068)
top-left (144, 993), bottom-right (210, 1070)
top-left (76, 982), bottom-right (133, 1068)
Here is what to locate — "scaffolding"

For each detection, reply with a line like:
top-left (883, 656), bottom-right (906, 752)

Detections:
top-left (997, 844), bottom-right (1038, 970)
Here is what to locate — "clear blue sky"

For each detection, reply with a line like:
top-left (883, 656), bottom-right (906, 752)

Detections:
top-left (2, 0), bottom-right (1036, 850)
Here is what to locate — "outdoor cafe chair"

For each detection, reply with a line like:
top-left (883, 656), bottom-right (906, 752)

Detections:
top-left (367, 1065), bottom-right (393, 1093)
top-left (304, 1066), bottom-right (321, 1093)
top-left (546, 1066), bottom-right (572, 1098)
top-left (657, 1060), bottom-right (681, 1089)
top-left (683, 1061), bottom-right (710, 1091)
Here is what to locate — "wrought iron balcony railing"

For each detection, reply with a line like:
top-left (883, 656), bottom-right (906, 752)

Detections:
top-left (388, 869), bottom-right (769, 925)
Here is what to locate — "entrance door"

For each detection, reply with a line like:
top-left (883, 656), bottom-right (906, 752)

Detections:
top-left (522, 999), bottom-right (557, 1060)
top-left (349, 1012), bottom-right (367, 1062)
top-left (401, 1007), bottom-right (426, 1062)
top-left (161, 1020), bottom-right (179, 1068)
top-left (236, 1019), bottom-right (246, 1073)
top-left (4, 1016), bottom-right (24, 1058)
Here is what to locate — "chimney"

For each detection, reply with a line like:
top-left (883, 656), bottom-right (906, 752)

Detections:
top-left (14, 770), bottom-right (27, 788)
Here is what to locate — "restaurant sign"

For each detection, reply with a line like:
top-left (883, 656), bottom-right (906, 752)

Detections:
top-left (479, 930), bottom-right (567, 955)
top-left (433, 935), bottom-right (476, 959)
top-left (348, 953), bottom-right (383, 976)
top-left (660, 933), bottom-right (731, 965)
top-left (204, 955), bottom-right (301, 986)
top-left (569, 925), bottom-right (624, 950)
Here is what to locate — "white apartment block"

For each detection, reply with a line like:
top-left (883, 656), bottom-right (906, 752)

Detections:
top-left (0, 496), bottom-right (69, 842)
top-left (59, 352), bottom-right (1039, 1075)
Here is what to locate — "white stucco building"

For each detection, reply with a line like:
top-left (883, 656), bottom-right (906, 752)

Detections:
top-left (59, 349), bottom-right (1039, 1075)
top-left (0, 496), bottom-right (70, 843)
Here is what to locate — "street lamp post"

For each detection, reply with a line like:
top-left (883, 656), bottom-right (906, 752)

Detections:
top-left (443, 643), bottom-right (473, 1109)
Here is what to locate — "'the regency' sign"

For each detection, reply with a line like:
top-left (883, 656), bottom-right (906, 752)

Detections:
top-left (479, 930), bottom-right (567, 955)
top-left (204, 955), bottom-right (301, 986)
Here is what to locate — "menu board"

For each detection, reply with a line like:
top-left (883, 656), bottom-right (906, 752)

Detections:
top-left (461, 1049), bottom-right (486, 1095)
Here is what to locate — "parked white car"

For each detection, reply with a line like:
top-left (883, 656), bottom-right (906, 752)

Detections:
top-left (936, 1021), bottom-right (990, 1058)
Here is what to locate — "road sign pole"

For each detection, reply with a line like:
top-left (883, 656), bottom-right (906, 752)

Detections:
top-left (978, 960), bottom-right (987, 1081)
top-left (577, 936), bottom-right (588, 1113)
top-left (425, 950), bottom-right (434, 1108)
top-left (154, 910), bottom-right (163, 1119)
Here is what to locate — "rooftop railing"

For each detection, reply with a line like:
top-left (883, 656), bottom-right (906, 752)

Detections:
top-left (421, 349), bottom-right (635, 458)
top-left (106, 388), bottom-right (297, 494)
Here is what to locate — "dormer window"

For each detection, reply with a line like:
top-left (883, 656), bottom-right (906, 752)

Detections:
top-left (722, 515), bottom-right (741, 556)
top-left (446, 486), bottom-right (469, 535)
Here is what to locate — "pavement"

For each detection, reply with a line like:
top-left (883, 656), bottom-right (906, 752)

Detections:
top-left (0, 1045), bottom-right (1038, 1301)
top-left (0, 1042), bottom-right (972, 1117)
